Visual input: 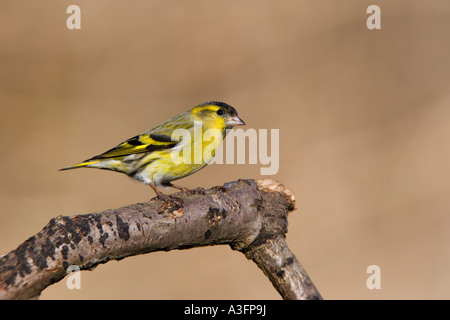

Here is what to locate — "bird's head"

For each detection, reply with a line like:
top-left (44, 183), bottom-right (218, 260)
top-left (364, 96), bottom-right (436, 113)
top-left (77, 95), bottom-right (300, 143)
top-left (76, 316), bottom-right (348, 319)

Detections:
top-left (192, 101), bottom-right (245, 130)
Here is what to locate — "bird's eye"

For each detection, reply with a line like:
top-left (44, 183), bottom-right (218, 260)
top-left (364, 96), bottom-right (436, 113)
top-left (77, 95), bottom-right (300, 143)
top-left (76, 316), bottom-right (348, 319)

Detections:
top-left (216, 109), bottom-right (224, 116)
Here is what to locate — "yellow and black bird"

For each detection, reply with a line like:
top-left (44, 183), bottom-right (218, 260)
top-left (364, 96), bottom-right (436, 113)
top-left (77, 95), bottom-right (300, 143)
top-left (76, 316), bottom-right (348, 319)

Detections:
top-left (60, 101), bottom-right (245, 198)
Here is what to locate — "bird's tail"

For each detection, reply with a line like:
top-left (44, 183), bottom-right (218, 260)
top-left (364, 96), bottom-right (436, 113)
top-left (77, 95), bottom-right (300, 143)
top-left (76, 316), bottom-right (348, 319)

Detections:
top-left (59, 160), bottom-right (102, 171)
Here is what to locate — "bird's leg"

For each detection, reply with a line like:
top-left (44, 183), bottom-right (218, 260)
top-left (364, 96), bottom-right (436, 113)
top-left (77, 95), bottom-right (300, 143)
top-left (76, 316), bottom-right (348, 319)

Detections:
top-left (164, 182), bottom-right (190, 194)
top-left (149, 182), bottom-right (184, 212)
top-left (149, 182), bottom-right (172, 201)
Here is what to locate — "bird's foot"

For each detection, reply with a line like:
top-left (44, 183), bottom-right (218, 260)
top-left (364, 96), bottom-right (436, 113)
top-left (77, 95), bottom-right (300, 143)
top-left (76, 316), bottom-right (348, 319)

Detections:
top-left (149, 182), bottom-right (184, 214)
top-left (164, 182), bottom-right (205, 195)
top-left (164, 182), bottom-right (190, 194)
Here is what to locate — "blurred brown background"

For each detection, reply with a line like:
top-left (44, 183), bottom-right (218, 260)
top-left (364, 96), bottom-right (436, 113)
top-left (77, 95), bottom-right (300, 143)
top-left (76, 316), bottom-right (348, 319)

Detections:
top-left (1, 0), bottom-right (450, 299)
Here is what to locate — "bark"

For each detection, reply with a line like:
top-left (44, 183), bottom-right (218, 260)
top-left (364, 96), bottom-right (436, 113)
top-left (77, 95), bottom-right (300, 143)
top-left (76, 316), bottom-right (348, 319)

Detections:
top-left (0, 178), bottom-right (322, 300)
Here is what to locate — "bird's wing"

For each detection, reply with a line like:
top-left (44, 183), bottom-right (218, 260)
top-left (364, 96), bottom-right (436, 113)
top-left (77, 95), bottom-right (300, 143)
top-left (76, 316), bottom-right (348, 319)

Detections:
top-left (86, 132), bottom-right (179, 161)
top-left (86, 111), bottom-right (195, 161)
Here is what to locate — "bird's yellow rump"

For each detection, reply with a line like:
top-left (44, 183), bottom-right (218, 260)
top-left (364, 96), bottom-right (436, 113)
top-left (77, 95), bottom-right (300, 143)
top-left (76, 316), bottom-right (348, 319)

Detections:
top-left (60, 101), bottom-right (245, 198)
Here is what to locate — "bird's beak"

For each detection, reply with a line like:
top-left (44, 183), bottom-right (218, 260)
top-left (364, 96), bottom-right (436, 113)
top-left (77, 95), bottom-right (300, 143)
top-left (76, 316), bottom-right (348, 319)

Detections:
top-left (226, 115), bottom-right (246, 126)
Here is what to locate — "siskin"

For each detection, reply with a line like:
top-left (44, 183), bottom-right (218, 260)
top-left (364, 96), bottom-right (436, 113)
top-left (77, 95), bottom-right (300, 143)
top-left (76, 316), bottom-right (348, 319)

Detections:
top-left (60, 101), bottom-right (245, 199)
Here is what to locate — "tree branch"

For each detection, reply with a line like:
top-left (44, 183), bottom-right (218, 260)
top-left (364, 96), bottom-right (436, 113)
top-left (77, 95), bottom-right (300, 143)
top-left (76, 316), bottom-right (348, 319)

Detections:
top-left (0, 179), bottom-right (322, 300)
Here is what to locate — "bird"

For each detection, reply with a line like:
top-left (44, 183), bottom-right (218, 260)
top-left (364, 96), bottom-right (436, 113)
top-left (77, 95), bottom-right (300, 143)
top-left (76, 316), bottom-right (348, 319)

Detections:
top-left (60, 101), bottom-right (245, 200)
